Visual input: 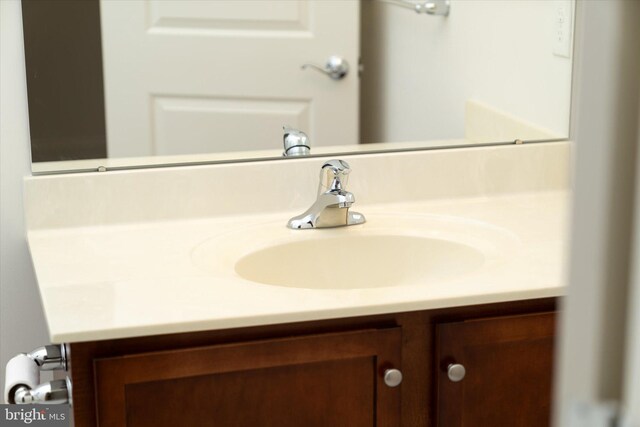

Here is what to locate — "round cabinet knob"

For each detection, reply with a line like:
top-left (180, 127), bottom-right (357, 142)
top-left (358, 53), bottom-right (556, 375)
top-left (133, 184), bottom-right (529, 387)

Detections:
top-left (447, 363), bottom-right (466, 382)
top-left (383, 368), bottom-right (403, 387)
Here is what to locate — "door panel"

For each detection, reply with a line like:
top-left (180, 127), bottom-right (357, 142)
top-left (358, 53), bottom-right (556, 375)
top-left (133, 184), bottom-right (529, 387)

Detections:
top-left (94, 328), bottom-right (401, 427)
top-left (100, 0), bottom-right (359, 158)
top-left (435, 312), bottom-right (556, 427)
top-left (125, 357), bottom-right (374, 427)
top-left (147, 0), bottom-right (309, 32)
top-left (153, 96), bottom-right (310, 154)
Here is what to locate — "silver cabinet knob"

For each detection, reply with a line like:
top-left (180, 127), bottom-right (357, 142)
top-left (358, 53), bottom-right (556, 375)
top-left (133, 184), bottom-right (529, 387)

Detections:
top-left (302, 56), bottom-right (349, 80)
top-left (447, 363), bottom-right (466, 382)
top-left (383, 368), bottom-right (403, 387)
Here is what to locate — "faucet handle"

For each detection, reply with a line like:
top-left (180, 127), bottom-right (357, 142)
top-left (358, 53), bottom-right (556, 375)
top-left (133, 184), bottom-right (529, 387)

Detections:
top-left (319, 159), bottom-right (351, 193)
top-left (322, 159), bottom-right (351, 174)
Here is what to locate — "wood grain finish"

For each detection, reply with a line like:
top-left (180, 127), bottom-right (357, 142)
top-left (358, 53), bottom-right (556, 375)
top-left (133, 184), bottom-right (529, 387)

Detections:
top-left (68, 298), bottom-right (557, 427)
top-left (435, 312), bottom-right (556, 427)
top-left (94, 328), bottom-right (401, 427)
top-left (125, 358), bottom-right (373, 427)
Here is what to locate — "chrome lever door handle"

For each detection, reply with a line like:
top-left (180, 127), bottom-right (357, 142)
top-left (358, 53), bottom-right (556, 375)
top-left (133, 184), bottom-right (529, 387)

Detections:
top-left (302, 56), bottom-right (349, 80)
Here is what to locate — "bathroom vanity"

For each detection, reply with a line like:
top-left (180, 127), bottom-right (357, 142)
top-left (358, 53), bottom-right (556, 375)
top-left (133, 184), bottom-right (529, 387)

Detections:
top-left (21, 142), bottom-right (569, 426)
top-left (68, 298), bottom-right (556, 427)
top-left (8, 1), bottom-right (580, 424)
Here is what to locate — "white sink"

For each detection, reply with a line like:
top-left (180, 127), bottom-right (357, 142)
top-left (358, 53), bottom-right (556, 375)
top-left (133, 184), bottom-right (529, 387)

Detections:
top-left (235, 235), bottom-right (483, 289)
top-left (192, 214), bottom-right (519, 290)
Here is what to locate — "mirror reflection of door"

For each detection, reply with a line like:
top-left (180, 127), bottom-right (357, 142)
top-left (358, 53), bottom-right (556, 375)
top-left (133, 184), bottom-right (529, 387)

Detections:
top-left (21, 0), bottom-right (575, 171)
top-left (100, 0), bottom-right (359, 157)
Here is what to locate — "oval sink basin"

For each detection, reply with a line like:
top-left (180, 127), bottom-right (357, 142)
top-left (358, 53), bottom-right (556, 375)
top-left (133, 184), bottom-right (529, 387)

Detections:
top-left (191, 214), bottom-right (519, 290)
top-left (235, 235), bottom-right (484, 289)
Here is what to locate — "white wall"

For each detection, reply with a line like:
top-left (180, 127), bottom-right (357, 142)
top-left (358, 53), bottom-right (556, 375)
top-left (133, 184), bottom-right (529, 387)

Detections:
top-left (361, 0), bottom-right (573, 143)
top-left (0, 0), bottom-right (51, 393)
top-left (553, 0), bottom-right (640, 425)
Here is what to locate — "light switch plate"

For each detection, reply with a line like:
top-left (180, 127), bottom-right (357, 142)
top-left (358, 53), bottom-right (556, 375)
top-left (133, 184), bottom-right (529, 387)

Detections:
top-left (553, 0), bottom-right (573, 58)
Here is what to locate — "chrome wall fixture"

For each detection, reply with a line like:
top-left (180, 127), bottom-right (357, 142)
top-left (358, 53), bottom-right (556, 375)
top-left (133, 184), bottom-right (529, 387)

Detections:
top-left (381, 0), bottom-right (451, 16)
top-left (4, 345), bottom-right (71, 404)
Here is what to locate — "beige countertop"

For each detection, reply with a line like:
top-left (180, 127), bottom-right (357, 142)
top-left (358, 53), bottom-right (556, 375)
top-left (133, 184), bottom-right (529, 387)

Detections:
top-left (24, 142), bottom-right (571, 343)
top-left (27, 191), bottom-right (568, 343)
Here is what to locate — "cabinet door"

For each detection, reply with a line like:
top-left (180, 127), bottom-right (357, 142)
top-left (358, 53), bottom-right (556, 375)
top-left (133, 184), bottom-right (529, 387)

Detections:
top-left (435, 312), bottom-right (556, 427)
top-left (94, 328), bottom-right (401, 427)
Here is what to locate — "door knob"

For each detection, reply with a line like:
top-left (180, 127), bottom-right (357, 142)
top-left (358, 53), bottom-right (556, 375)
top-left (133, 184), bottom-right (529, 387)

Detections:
top-left (302, 56), bottom-right (349, 80)
top-left (383, 368), bottom-right (403, 387)
top-left (447, 363), bottom-right (466, 382)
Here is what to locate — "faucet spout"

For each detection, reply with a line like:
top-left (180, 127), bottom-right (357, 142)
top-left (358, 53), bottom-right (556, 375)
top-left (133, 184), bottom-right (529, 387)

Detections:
top-left (287, 160), bottom-right (366, 229)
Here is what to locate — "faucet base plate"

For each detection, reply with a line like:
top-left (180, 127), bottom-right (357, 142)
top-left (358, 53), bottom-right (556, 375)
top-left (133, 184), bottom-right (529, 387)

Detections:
top-left (287, 210), bottom-right (366, 229)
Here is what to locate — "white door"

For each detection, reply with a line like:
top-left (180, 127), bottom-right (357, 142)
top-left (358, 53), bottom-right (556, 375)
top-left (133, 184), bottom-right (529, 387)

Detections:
top-left (100, 0), bottom-right (360, 158)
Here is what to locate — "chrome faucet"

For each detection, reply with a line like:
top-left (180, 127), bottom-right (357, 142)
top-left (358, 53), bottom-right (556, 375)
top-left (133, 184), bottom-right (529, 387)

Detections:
top-left (287, 159), bottom-right (366, 229)
top-left (282, 126), bottom-right (310, 157)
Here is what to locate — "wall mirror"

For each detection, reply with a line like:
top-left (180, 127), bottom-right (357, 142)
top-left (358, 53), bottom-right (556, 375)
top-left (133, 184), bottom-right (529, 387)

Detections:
top-left (22, 0), bottom-right (575, 174)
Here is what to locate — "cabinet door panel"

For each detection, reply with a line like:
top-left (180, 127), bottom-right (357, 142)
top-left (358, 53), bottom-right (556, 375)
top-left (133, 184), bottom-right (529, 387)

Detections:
top-left (436, 312), bottom-right (555, 427)
top-left (125, 357), bottom-right (373, 427)
top-left (94, 328), bottom-right (401, 427)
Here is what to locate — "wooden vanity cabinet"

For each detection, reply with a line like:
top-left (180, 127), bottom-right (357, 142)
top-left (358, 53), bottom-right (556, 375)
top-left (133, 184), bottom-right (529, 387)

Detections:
top-left (435, 312), bottom-right (556, 427)
top-left (68, 298), bottom-right (557, 427)
top-left (92, 328), bottom-right (402, 427)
